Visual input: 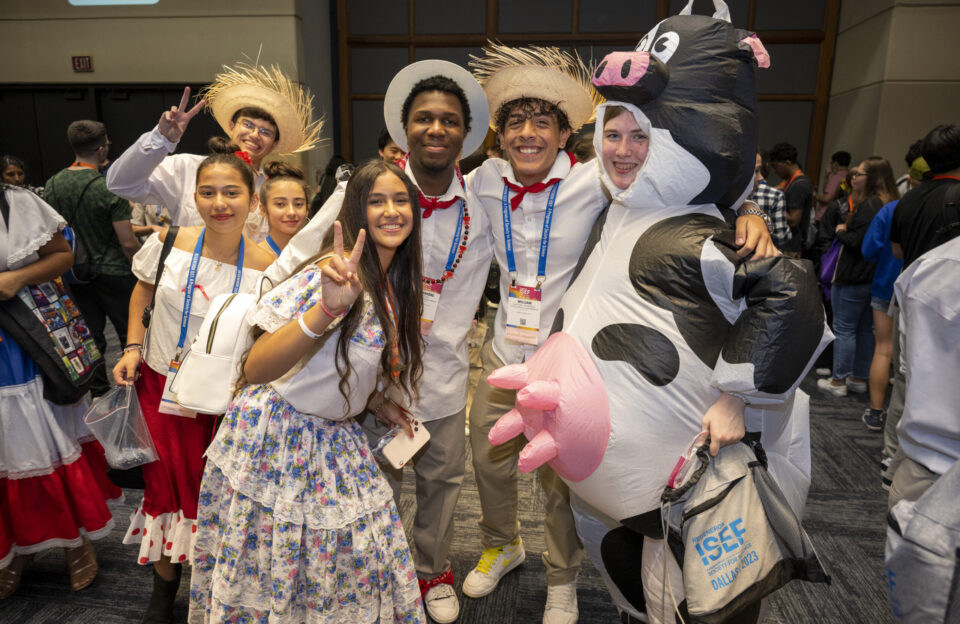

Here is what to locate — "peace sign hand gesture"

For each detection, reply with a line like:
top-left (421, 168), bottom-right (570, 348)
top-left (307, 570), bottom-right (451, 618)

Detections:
top-left (318, 221), bottom-right (366, 316)
top-left (158, 87), bottom-right (206, 144)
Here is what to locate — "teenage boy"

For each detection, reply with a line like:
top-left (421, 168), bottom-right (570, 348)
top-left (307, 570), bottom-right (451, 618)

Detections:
top-left (464, 44), bottom-right (775, 624)
top-left (268, 60), bottom-right (493, 624)
top-left (107, 63), bottom-right (322, 229)
top-left (44, 119), bottom-right (140, 397)
top-left (769, 142), bottom-right (814, 254)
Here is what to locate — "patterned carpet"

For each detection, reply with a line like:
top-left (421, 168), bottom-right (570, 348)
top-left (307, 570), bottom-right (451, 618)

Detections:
top-left (0, 348), bottom-right (895, 623)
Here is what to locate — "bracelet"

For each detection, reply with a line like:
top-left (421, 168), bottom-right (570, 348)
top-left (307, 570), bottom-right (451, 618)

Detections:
top-left (123, 344), bottom-right (143, 353)
top-left (737, 206), bottom-right (772, 230)
top-left (319, 299), bottom-right (346, 319)
top-left (297, 314), bottom-right (322, 340)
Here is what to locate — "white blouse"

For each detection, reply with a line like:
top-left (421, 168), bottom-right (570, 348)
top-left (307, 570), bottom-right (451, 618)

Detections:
top-left (132, 233), bottom-right (264, 374)
top-left (0, 187), bottom-right (65, 272)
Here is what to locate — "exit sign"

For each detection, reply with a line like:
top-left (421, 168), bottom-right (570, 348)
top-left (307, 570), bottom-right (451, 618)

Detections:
top-left (72, 56), bottom-right (93, 72)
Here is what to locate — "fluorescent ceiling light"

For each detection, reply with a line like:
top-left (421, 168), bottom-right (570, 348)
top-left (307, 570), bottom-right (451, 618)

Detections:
top-left (69, 0), bottom-right (159, 5)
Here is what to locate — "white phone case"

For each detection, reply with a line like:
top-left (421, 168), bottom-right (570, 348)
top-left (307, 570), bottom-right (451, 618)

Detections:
top-left (380, 419), bottom-right (431, 469)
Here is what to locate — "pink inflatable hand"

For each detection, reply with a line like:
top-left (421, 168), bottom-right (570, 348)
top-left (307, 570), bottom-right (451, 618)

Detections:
top-left (486, 332), bottom-right (610, 482)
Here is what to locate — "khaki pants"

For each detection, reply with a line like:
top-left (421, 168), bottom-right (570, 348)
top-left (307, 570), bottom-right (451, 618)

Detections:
top-left (360, 408), bottom-right (466, 579)
top-left (888, 454), bottom-right (938, 511)
top-left (468, 340), bottom-right (583, 585)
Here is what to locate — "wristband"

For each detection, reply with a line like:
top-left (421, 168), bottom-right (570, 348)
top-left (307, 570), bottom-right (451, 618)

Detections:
top-left (319, 299), bottom-right (346, 319)
top-left (297, 314), bottom-right (322, 340)
top-left (123, 344), bottom-right (143, 354)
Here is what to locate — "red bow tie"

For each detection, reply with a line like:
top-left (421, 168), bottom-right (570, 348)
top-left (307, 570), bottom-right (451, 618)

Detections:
top-left (503, 177), bottom-right (563, 211)
top-left (419, 193), bottom-right (460, 219)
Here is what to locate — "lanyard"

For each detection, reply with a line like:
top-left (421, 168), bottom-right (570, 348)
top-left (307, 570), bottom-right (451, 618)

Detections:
top-left (266, 235), bottom-right (282, 256)
top-left (439, 199), bottom-right (465, 275)
top-left (784, 169), bottom-right (803, 191)
top-left (175, 229), bottom-right (244, 356)
top-left (501, 181), bottom-right (560, 289)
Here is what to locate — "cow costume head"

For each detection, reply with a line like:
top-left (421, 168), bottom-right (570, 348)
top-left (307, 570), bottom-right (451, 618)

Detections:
top-left (592, 0), bottom-right (769, 210)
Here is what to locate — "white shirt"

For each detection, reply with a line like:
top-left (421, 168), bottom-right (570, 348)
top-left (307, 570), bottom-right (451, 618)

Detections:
top-left (106, 126), bottom-right (267, 232)
top-left (469, 153), bottom-right (606, 364)
top-left (269, 162), bottom-right (493, 421)
top-left (894, 235), bottom-right (960, 475)
top-left (131, 233), bottom-right (263, 374)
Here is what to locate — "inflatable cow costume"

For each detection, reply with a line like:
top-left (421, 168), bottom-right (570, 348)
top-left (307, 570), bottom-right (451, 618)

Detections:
top-left (485, 1), bottom-right (832, 621)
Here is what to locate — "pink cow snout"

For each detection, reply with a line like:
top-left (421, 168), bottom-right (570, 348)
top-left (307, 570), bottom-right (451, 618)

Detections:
top-left (593, 51), bottom-right (653, 87)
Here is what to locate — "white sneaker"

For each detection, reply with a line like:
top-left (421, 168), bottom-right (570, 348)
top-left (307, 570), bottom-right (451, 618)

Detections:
top-left (815, 367), bottom-right (831, 376)
top-left (462, 537), bottom-right (526, 598)
top-left (816, 377), bottom-right (847, 397)
top-left (423, 582), bottom-right (459, 623)
top-left (543, 580), bottom-right (579, 624)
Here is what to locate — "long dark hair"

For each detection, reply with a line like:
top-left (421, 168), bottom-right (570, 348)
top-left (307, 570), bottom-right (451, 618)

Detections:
top-left (318, 160), bottom-right (424, 404)
top-left (847, 156), bottom-right (899, 225)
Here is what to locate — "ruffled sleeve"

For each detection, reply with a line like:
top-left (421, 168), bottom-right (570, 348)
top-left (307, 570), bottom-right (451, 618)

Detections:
top-left (131, 232), bottom-right (164, 284)
top-left (252, 264), bottom-right (345, 335)
top-left (2, 187), bottom-right (66, 270)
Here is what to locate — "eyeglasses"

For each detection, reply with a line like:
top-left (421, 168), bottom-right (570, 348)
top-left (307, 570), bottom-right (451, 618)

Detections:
top-left (239, 118), bottom-right (277, 140)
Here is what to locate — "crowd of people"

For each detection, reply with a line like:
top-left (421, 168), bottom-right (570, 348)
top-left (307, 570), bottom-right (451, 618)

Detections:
top-left (1, 9), bottom-right (958, 624)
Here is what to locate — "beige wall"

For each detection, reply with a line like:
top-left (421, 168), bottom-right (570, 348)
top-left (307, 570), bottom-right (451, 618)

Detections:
top-left (822, 0), bottom-right (960, 180)
top-left (0, 0), bottom-right (333, 178)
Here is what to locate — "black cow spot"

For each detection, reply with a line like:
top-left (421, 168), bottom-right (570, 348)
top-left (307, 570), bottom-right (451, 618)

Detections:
top-left (595, 60), bottom-right (607, 78)
top-left (592, 323), bottom-right (679, 386)
top-left (621, 59), bottom-right (632, 79)
top-left (550, 308), bottom-right (564, 335)
top-left (600, 526), bottom-right (647, 614)
top-left (629, 214), bottom-right (733, 368)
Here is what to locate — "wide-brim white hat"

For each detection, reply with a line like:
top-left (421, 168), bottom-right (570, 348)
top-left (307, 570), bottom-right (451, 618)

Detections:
top-left (384, 59), bottom-right (490, 159)
top-left (201, 62), bottom-right (324, 156)
top-left (471, 43), bottom-right (602, 132)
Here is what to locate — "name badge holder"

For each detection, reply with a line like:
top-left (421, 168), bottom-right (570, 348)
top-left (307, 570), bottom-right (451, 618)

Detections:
top-left (159, 229), bottom-right (244, 417)
top-left (501, 182), bottom-right (559, 346)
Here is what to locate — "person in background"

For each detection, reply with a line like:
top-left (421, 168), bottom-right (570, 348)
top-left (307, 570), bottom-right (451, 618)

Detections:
top-left (816, 150), bottom-right (850, 220)
top-left (818, 157), bottom-right (899, 398)
top-left (0, 184), bottom-right (121, 599)
top-left (1, 155), bottom-right (44, 197)
top-left (44, 120), bottom-right (141, 398)
top-left (895, 139), bottom-right (924, 197)
top-left (257, 161), bottom-right (309, 257)
top-left (751, 148), bottom-right (790, 249)
top-left (769, 142), bottom-right (814, 254)
top-left (129, 201), bottom-right (171, 242)
top-left (570, 131), bottom-right (595, 163)
top-left (111, 151), bottom-right (275, 624)
top-left (378, 126), bottom-right (406, 163)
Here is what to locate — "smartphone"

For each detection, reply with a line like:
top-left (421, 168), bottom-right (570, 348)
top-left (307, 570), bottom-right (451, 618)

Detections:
top-left (372, 419), bottom-right (431, 469)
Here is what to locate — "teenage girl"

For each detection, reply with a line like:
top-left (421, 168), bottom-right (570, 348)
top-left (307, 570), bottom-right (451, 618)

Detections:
top-left (112, 151), bottom-right (275, 622)
top-left (257, 161), bottom-right (310, 257)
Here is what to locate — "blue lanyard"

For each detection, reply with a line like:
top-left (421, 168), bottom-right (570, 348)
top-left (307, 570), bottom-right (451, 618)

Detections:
top-left (440, 199), bottom-right (465, 275)
top-left (175, 229), bottom-right (244, 356)
top-left (500, 181), bottom-right (560, 289)
top-left (266, 235), bottom-right (282, 256)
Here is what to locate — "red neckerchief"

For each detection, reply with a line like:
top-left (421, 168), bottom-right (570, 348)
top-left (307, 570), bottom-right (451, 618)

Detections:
top-left (234, 150), bottom-right (253, 166)
top-left (70, 161), bottom-right (98, 171)
top-left (784, 168), bottom-right (804, 191)
top-left (503, 151), bottom-right (577, 211)
top-left (933, 175), bottom-right (960, 182)
top-left (396, 155), bottom-right (464, 218)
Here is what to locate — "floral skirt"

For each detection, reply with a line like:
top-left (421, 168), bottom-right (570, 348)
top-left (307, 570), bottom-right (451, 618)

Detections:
top-left (188, 383), bottom-right (424, 624)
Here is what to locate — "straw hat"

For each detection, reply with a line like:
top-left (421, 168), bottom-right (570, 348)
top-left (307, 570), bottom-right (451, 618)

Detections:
top-left (383, 59), bottom-right (490, 158)
top-left (200, 62), bottom-right (324, 155)
top-left (470, 43), bottom-right (603, 132)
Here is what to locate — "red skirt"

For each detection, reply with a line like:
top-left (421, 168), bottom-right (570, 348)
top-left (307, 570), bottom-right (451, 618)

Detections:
top-left (122, 364), bottom-right (216, 564)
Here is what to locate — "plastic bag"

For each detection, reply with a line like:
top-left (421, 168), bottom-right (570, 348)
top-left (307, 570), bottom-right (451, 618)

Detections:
top-left (83, 385), bottom-right (158, 470)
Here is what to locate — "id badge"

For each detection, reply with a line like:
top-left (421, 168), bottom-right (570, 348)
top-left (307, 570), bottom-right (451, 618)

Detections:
top-left (421, 281), bottom-right (443, 336)
top-left (158, 358), bottom-right (196, 418)
top-left (504, 285), bottom-right (542, 346)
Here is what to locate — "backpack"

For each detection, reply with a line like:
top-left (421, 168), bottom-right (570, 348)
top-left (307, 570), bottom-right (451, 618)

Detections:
top-left (885, 458), bottom-right (960, 623)
top-left (168, 276), bottom-right (273, 414)
top-left (47, 174), bottom-right (100, 284)
top-left (930, 182), bottom-right (960, 250)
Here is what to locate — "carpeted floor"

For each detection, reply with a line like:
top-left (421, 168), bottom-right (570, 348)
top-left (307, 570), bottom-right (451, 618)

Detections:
top-left (0, 337), bottom-right (896, 623)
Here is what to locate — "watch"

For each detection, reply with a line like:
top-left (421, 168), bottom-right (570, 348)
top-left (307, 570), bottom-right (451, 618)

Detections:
top-left (737, 205), bottom-right (772, 231)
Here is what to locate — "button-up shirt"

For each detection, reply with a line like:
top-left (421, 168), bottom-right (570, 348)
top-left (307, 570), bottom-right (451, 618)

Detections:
top-left (470, 153), bottom-right (606, 364)
top-left (106, 126), bottom-right (266, 228)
